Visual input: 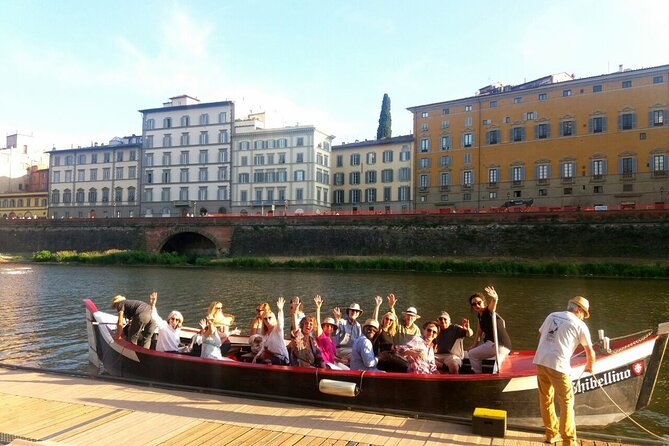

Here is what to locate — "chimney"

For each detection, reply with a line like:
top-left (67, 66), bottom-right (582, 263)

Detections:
top-left (619, 64), bottom-right (623, 72)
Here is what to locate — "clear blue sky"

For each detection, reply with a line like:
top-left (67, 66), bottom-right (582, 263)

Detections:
top-left (1, 0), bottom-right (667, 151)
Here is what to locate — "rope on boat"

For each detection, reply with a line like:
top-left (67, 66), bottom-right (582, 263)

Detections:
top-left (577, 371), bottom-right (667, 442)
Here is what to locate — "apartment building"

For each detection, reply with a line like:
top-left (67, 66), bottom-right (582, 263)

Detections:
top-left (139, 95), bottom-right (234, 217)
top-left (331, 135), bottom-right (414, 212)
top-left (231, 113), bottom-right (334, 214)
top-left (48, 136), bottom-right (142, 218)
top-left (407, 64), bottom-right (669, 209)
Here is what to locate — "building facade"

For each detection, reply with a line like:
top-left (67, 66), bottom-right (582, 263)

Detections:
top-left (331, 135), bottom-right (414, 212)
top-left (407, 64), bottom-right (669, 210)
top-left (231, 114), bottom-right (334, 214)
top-left (48, 136), bottom-right (142, 218)
top-left (139, 95), bottom-right (234, 217)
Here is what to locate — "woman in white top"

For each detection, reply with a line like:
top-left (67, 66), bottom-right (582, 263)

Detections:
top-left (253, 297), bottom-right (290, 365)
top-left (155, 310), bottom-right (185, 353)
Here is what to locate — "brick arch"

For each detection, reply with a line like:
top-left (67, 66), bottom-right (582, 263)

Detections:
top-left (144, 226), bottom-right (232, 257)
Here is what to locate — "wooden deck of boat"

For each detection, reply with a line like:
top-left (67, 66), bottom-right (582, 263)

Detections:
top-left (0, 367), bottom-right (631, 446)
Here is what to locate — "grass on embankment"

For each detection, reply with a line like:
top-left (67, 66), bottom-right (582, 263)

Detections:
top-left (23, 249), bottom-right (669, 279)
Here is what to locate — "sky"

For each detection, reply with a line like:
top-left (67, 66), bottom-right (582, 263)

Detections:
top-left (1, 0), bottom-right (667, 152)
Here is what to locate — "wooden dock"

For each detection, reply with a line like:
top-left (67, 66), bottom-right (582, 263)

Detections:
top-left (0, 366), bottom-right (634, 445)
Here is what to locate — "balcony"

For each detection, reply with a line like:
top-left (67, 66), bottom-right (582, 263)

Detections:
top-left (536, 178), bottom-right (549, 186)
top-left (512, 180), bottom-right (523, 187)
top-left (621, 172), bottom-right (635, 180)
top-left (652, 170), bottom-right (667, 178)
top-left (487, 181), bottom-right (498, 189)
top-left (439, 185), bottom-right (450, 192)
top-left (561, 177), bottom-right (575, 184)
top-left (590, 174), bottom-right (605, 182)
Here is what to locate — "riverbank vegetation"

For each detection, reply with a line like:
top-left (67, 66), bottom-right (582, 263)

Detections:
top-left (22, 249), bottom-right (669, 278)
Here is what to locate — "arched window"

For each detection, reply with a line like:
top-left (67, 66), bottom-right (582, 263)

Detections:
top-left (1, 199), bottom-right (7, 207)
top-left (42, 199), bottom-right (47, 206)
top-left (9, 199), bottom-right (16, 207)
top-left (62, 189), bottom-right (72, 203)
top-left (51, 190), bottom-right (60, 204)
top-left (17, 199), bottom-right (23, 207)
top-left (76, 189), bottom-right (85, 203)
top-left (88, 188), bottom-right (97, 204)
top-left (114, 187), bottom-right (123, 202)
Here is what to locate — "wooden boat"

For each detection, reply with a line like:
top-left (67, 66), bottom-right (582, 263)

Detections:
top-left (83, 299), bottom-right (668, 426)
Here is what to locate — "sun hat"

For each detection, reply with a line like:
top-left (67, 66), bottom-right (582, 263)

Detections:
top-left (321, 317), bottom-right (339, 332)
top-left (568, 296), bottom-right (590, 319)
top-left (347, 303), bottom-right (363, 314)
top-left (403, 306), bottom-right (421, 319)
top-left (363, 318), bottom-right (380, 330)
top-left (111, 295), bottom-right (126, 307)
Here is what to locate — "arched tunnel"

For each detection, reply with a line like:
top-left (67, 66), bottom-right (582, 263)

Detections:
top-left (160, 231), bottom-right (219, 257)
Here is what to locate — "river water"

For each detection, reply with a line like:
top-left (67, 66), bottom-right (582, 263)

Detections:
top-left (0, 263), bottom-right (667, 439)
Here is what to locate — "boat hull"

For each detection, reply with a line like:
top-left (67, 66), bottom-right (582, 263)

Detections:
top-left (84, 299), bottom-right (662, 426)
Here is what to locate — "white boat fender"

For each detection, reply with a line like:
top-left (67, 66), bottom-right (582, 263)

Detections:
top-left (319, 379), bottom-right (359, 397)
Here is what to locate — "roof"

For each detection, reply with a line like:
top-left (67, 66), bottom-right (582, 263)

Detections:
top-left (332, 134), bottom-right (413, 150)
top-left (138, 100), bottom-right (234, 114)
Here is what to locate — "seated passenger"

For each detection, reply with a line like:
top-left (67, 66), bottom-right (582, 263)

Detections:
top-left (374, 310), bottom-right (408, 373)
top-left (387, 293), bottom-right (422, 345)
top-left (155, 310), bottom-right (186, 353)
top-left (333, 302), bottom-right (363, 362)
top-left (249, 302), bottom-right (271, 335)
top-left (396, 321), bottom-right (440, 374)
top-left (435, 311), bottom-right (473, 373)
top-left (200, 317), bottom-right (233, 361)
top-left (253, 297), bottom-right (290, 365)
top-left (313, 295), bottom-right (348, 370)
top-left (241, 334), bottom-right (263, 362)
top-left (288, 302), bottom-right (324, 368)
top-left (468, 286), bottom-right (512, 373)
top-left (350, 319), bottom-right (382, 372)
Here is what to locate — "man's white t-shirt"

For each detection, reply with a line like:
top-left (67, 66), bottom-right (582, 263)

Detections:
top-left (533, 310), bottom-right (592, 374)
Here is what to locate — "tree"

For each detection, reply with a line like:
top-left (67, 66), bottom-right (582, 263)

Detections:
top-left (376, 93), bottom-right (392, 140)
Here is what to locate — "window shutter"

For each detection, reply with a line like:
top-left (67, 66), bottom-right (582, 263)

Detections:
top-left (509, 128), bottom-right (514, 142)
top-left (588, 161), bottom-right (593, 176)
top-left (572, 162), bottom-right (577, 176)
top-left (649, 111), bottom-right (654, 127)
top-left (471, 133), bottom-right (475, 146)
top-left (546, 124), bottom-right (551, 139)
top-left (664, 110), bottom-right (668, 126)
top-left (535, 165), bottom-right (541, 179)
top-left (534, 125), bottom-right (539, 139)
top-left (631, 157), bottom-right (637, 172)
top-left (617, 114), bottom-right (623, 130)
top-left (461, 134), bottom-right (465, 148)
top-left (617, 158), bottom-right (623, 174)
top-left (571, 120), bottom-right (576, 136)
top-left (486, 131), bottom-right (491, 145)
top-left (631, 113), bottom-right (637, 129)
top-left (520, 166), bottom-right (525, 180)
top-left (558, 121), bottom-right (564, 136)
top-left (520, 128), bottom-right (525, 141)
top-left (602, 160), bottom-right (608, 175)
top-left (588, 118), bottom-right (593, 133)
top-left (602, 117), bottom-right (607, 132)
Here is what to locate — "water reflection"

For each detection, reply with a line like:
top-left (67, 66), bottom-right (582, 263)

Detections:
top-left (0, 264), bottom-right (667, 438)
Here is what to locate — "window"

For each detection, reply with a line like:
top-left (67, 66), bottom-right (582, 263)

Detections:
top-left (622, 80), bottom-right (632, 88)
top-left (62, 189), bottom-right (72, 203)
top-left (278, 138), bottom-right (288, 148)
top-left (89, 169), bottom-right (97, 181)
top-left (180, 133), bottom-right (190, 146)
top-left (145, 118), bottom-right (155, 130)
top-left (463, 133), bottom-right (473, 148)
top-left (296, 137), bottom-right (304, 146)
top-left (486, 130), bottom-right (500, 145)
top-left (199, 168), bottom-right (208, 181)
top-left (488, 168), bottom-right (499, 184)
top-left (91, 154), bottom-right (97, 164)
top-left (514, 97), bottom-right (521, 104)
top-left (651, 110), bottom-right (665, 126)
top-left (536, 164), bottom-right (550, 180)
top-left (561, 162), bottom-right (575, 178)
top-left (653, 76), bottom-right (664, 84)
top-left (77, 169), bottom-right (85, 181)
top-left (196, 150), bottom-right (208, 164)
top-left (622, 184), bottom-right (633, 192)
top-left (180, 168), bottom-right (189, 182)
top-left (560, 120), bottom-right (575, 136)
top-left (254, 154), bottom-right (265, 165)
top-left (163, 134), bottom-right (172, 147)
top-left (538, 93), bottom-right (547, 101)
top-left (524, 111), bottom-right (536, 120)
top-left (349, 172), bottom-right (360, 185)
top-left (652, 154), bottom-right (666, 173)
top-left (421, 123), bottom-right (428, 132)
top-left (218, 130), bottom-right (229, 144)
top-left (440, 136), bottom-right (451, 150)
top-left (381, 169), bottom-right (393, 182)
top-left (464, 105), bottom-right (472, 112)
top-left (536, 123), bottom-right (549, 139)
top-left (511, 166), bottom-right (524, 181)
top-left (199, 113), bottom-right (209, 125)
top-left (217, 186), bottom-right (229, 200)
top-left (418, 158), bottom-right (430, 169)
top-left (198, 187), bottom-right (208, 201)
top-left (75, 189), bottom-right (84, 203)
top-left (115, 167), bottom-right (124, 180)
top-left (563, 89), bottom-right (571, 97)
top-left (218, 112), bottom-right (228, 123)
top-left (421, 112), bottom-right (429, 118)
top-left (218, 149), bottom-right (229, 163)
top-left (349, 189), bottom-right (360, 203)
top-left (163, 117), bottom-right (172, 128)
top-left (52, 156), bottom-right (60, 167)
top-left (383, 187), bottom-right (391, 201)
top-left (463, 153), bottom-right (472, 164)
top-left (162, 152), bottom-right (171, 166)
top-left (238, 173), bottom-right (250, 183)
top-left (462, 170), bottom-right (473, 186)
top-left (420, 138), bottom-right (430, 152)
top-left (128, 187), bottom-right (135, 202)
top-left (366, 152), bottom-right (376, 165)
top-left (398, 167), bottom-right (411, 181)
top-left (619, 113), bottom-right (636, 130)
top-left (240, 156), bottom-right (248, 166)
top-left (103, 153), bottom-right (111, 163)
top-left (464, 117), bottom-right (472, 126)
top-left (593, 85), bottom-right (602, 93)
top-left (442, 108), bottom-right (450, 115)
top-left (102, 168), bottom-right (111, 180)
top-left (512, 127), bottom-right (525, 142)
top-left (88, 188), bottom-right (97, 204)
top-left (383, 151), bottom-right (393, 163)
top-left (482, 119), bottom-right (491, 125)
top-left (590, 116), bottom-right (606, 133)
top-left (365, 170), bottom-right (377, 183)
top-left (442, 120), bottom-right (449, 129)
top-left (333, 190), bottom-right (344, 204)
top-left (538, 189), bottom-right (547, 196)
top-left (239, 141), bottom-right (250, 150)
top-left (51, 189), bottom-right (60, 204)
top-left (143, 188), bottom-right (152, 202)
top-left (620, 157), bottom-right (635, 175)
top-left (294, 170), bottom-right (305, 181)
top-left (350, 154), bottom-right (361, 166)
top-left (489, 100), bottom-right (497, 108)
top-left (199, 131), bottom-right (209, 145)
top-left (440, 172), bottom-right (450, 187)
top-left (440, 155), bottom-right (452, 167)
top-left (399, 148), bottom-right (410, 161)
top-left (398, 186), bottom-right (410, 201)
top-left (144, 136), bottom-right (153, 149)
top-left (591, 160), bottom-right (605, 177)
top-left (503, 117), bottom-right (511, 124)
top-left (296, 153), bottom-right (304, 163)
top-left (77, 154), bottom-right (86, 164)
top-left (180, 115), bottom-right (190, 127)
top-left (161, 188), bottom-right (170, 202)
top-left (254, 140), bottom-right (265, 150)
top-left (365, 188), bottom-right (377, 203)
top-left (594, 185), bottom-right (604, 194)
top-left (334, 173), bottom-right (344, 185)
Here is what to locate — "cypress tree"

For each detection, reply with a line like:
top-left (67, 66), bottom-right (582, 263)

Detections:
top-left (376, 93), bottom-right (392, 140)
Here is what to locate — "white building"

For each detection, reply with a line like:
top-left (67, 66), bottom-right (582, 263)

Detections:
top-left (0, 133), bottom-right (47, 194)
top-left (139, 95), bottom-right (234, 217)
top-left (48, 135), bottom-right (142, 218)
top-left (231, 113), bottom-right (335, 215)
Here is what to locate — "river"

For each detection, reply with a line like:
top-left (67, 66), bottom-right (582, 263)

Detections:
top-left (0, 263), bottom-right (667, 439)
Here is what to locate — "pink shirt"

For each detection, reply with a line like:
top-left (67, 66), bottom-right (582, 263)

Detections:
top-left (316, 331), bottom-right (337, 364)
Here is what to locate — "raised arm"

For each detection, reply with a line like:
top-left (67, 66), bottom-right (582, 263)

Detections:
top-left (276, 297), bottom-right (285, 332)
top-left (484, 286), bottom-right (498, 313)
top-left (290, 297), bottom-right (300, 336)
top-left (462, 318), bottom-right (474, 337)
top-left (387, 293), bottom-right (398, 319)
top-left (314, 295), bottom-right (324, 337)
top-left (372, 295), bottom-right (382, 322)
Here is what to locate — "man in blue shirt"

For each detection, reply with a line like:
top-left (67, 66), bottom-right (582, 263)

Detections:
top-left (351, 319), bottom-right (382, 372)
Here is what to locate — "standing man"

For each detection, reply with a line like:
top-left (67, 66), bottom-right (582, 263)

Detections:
top-left (435, 311), bottom-right (473, 373)
top-left (533, 296), bottom-right (596, 445)
top-left (468, 286), bottom-right (512, 373)
top-left (111, 295), bottom-right (156, 349)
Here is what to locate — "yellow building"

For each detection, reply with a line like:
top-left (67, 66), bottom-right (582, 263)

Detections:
top-left (408, 64), bottom-right (669, 210)
top-left (0, 192), bottom-right (48, 219)
top-left (331, 135), bottom-right (414, 212)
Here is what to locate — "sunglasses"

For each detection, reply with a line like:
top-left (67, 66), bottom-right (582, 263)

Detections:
top-left (215, 306), bottom-right (223, 310)
top-left (263, 316), bottom-right (274, 321)
top-left (425, 328), bottom-right (438, 334)
top-left (438, 317), bottom-right (449, 321)
top-left (471, 300), bottom-right (483, 307)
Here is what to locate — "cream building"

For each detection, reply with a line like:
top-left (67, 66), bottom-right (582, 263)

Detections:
top-left (231, 114), bottom-right (334, 215)
top-left (139, 95), bottom-right (234, 217)
top-left (331, 135), bottom-right (414, 212)
top-left (48, 135), bottom-right (142, 218)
